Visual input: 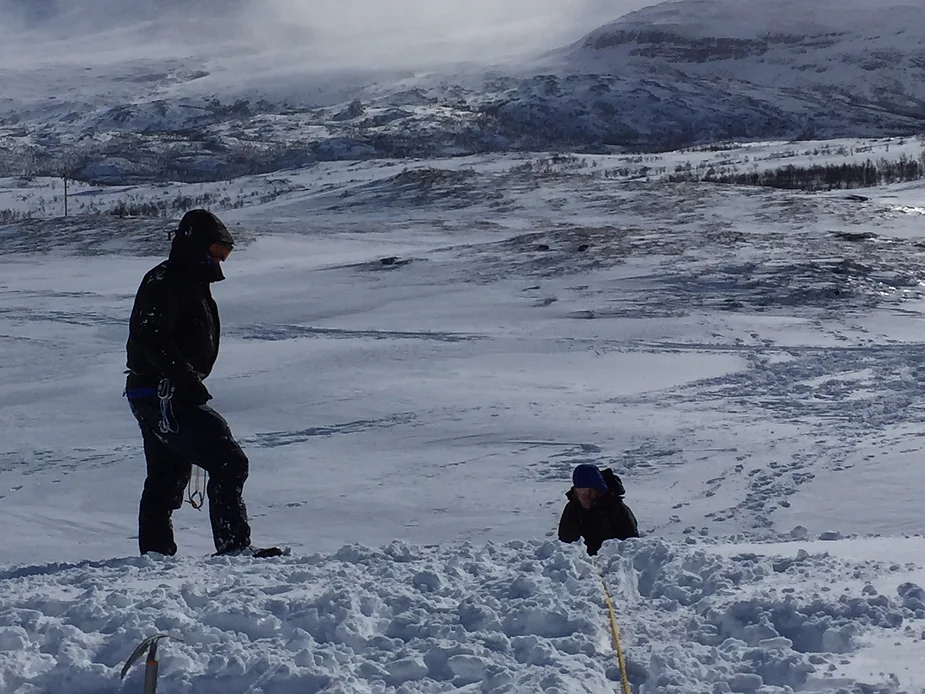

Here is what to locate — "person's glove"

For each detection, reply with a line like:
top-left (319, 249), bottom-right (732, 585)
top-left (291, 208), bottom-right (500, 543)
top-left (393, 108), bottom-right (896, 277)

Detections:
top-left (183, 378), bottom-right (212, 406)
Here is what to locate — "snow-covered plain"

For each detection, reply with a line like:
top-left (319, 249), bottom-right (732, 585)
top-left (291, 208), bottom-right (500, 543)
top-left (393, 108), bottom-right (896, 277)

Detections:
top-left (4, 140), bottom-right (925, 692)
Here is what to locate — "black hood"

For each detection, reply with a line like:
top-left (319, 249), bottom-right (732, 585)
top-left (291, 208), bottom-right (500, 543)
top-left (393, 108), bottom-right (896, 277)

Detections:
top-left (601, 468), bottom-right (626, 497)
top-left (168, 209), bottom-right (234, 282)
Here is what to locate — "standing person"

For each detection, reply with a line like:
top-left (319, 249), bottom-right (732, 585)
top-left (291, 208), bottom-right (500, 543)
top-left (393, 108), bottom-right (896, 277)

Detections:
top-left (558, 463), bottom-right (639, 556)
top-left (124, 209), bottom-right (280, 558)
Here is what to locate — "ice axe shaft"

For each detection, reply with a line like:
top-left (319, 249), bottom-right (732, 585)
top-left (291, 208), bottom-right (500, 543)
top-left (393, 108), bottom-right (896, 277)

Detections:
top-left (143, 654), bottom-right (159, 694)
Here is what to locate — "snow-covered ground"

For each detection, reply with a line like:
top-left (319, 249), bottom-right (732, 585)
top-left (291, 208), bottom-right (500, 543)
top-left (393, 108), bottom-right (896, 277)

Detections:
top-left (4, 137), bottom-right (921, 220)
top-left (4, 143), bottom-right (925, 691)
top-left (6, 537), bottom-right (925, 693)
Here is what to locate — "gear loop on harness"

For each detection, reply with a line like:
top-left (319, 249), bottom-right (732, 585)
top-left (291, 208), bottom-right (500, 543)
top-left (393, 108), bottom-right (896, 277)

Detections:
top-left (156, 379), bottom-right (178, 435)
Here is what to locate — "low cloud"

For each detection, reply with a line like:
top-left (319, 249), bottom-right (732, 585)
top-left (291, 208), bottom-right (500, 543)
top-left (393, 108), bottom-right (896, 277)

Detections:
top-left (0, 0), bottom-right (656, 70)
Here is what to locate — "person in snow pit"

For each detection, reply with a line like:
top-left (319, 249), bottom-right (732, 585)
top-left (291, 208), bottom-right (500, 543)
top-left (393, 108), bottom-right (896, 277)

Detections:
top-left (124, 210), bottom-right (281, 559)
top-left (558, 463), bottom-right (639, 555)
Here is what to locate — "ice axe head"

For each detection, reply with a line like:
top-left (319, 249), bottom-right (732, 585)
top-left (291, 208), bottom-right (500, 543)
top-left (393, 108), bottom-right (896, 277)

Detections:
top-left (120, 633), bottom-right (181, 680)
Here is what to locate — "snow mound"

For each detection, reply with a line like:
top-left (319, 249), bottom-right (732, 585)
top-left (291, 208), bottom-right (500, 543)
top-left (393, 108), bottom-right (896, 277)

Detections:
top-left (1, 537), bottom-right (919, 693)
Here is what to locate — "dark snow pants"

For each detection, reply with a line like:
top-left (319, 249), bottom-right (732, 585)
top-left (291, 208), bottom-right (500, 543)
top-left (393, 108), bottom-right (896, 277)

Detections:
top-left (127, 393), bottom-right (251, 556)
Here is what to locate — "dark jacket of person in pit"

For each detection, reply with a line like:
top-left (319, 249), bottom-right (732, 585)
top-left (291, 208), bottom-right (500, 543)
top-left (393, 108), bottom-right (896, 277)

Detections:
top-left (558, 464), bottom-right (639, 555)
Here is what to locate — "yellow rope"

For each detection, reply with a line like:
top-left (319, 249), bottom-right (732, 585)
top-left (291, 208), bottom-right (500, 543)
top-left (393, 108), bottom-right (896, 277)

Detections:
top-left (186, 466), bottom-right (206, 510)
top-left (594, 559), bottom-right (631, 694)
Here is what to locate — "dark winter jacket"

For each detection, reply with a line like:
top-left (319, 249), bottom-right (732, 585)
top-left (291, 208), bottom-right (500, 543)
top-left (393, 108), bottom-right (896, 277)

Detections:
top-left (125, 211), bottom-right (234, 401)
top-left (558, 468), bottom-right (639, 556)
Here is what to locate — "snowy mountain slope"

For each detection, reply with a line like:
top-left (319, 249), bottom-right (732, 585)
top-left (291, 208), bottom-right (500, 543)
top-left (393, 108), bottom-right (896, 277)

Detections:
top-left (490, 0), bottom-right (925, 149)
top-left (567, 0), bottom-right (925, 109)
top-left (5, 0), bottom-right (925, 182)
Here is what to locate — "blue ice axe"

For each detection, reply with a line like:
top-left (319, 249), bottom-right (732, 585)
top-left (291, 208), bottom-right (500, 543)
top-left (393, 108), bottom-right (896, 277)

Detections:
top-left (120, 633), bottom-right (182, 693)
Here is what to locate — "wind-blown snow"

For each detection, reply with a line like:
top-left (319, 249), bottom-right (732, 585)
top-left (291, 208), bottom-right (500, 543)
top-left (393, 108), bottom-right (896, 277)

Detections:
top-left (0, 0), bottom-right (652, 70)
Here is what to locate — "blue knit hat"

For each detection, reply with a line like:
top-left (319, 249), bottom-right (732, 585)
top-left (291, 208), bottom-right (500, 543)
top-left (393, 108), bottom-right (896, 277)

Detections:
top-left (572, 464), bottom-right (608, 493)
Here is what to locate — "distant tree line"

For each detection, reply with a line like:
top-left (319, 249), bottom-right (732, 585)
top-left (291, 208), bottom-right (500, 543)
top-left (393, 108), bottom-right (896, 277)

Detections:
top-left (668, 154), bottom-right (925, 191)
top-left (107, 193), bottom-right (220, 218)
top-left (0, 208), bottom-right (29, 223)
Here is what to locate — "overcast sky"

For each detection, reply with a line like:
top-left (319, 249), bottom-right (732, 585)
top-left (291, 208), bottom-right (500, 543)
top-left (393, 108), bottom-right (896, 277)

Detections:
top-left (0, 0), bottom-right (659, 69)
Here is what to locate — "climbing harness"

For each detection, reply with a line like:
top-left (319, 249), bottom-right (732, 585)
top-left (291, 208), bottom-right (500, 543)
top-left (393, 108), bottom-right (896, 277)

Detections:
top-left (593, 558), bottom-right (631, 694)
top-left (125, 379), bottom-right (205, 510)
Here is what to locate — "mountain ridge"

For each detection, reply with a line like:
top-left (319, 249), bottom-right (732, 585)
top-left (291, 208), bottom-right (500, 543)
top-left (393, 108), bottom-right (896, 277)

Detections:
top-left (3, 0), bottom-right (925, 182)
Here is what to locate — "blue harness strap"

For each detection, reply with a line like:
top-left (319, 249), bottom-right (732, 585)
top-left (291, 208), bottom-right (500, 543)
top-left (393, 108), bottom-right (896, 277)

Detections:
top-left (124, 388), bottom-right (158, 399)
top-left (124, 380), bottom-right (179, 434)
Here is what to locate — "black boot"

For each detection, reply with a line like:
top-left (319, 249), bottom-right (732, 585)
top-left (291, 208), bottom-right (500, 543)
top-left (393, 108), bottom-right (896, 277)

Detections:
top-left (213, 546), bottom-right (286, 558)
top-left (138, 503), bottom-right (178, 556)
